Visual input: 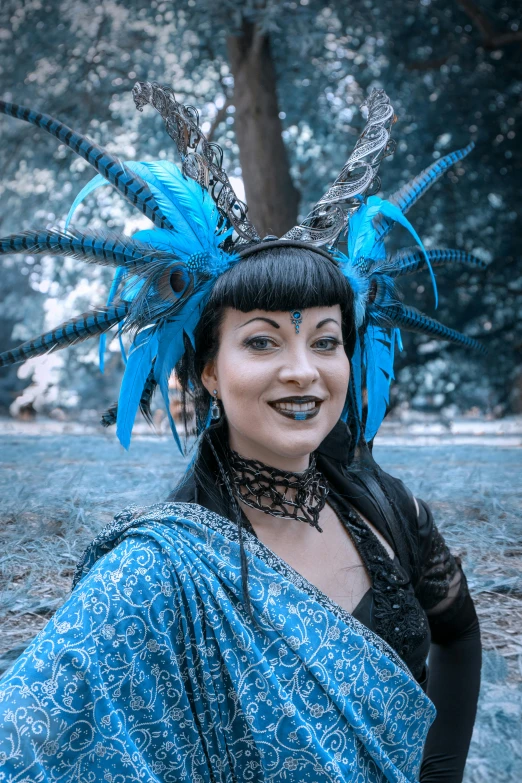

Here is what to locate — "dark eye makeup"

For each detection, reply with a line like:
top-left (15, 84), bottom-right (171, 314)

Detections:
top-left (244, 336), bottom-right (274, 350)
top-left (313, 337), bottom-right (342, 351)
top-left (243, 335), bottom-right (342, 352)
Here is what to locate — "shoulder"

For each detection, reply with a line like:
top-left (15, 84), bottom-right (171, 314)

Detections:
top-left (360, 466), bottom-right (436, 567)
top-left (73, 500), bottom-right (224, 589)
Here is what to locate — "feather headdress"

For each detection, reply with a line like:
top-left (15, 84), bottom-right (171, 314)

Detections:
top-left (0, 83), bottom-right (485, 449)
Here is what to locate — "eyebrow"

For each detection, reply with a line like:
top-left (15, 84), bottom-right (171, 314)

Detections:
top-left (316, 317), bottom-right (340, 328)
top-left (238, 317), bottom-right (281, 329)
top-left (238, 316), bottom-right (341, 330)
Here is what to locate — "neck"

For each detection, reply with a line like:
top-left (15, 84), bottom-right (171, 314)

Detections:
top-left (227, 427), bottom-right (310, 473)
top-left (224, 444), bottom-right (328, 533)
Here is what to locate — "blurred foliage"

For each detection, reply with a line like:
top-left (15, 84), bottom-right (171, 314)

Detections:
top-left (0, 0), bottom-right (520, 419)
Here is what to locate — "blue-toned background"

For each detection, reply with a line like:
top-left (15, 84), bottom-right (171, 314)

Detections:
top-left (0, 2), bottom-right (521, 780)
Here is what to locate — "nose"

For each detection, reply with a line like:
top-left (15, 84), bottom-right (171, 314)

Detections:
top-left (277, 342), bottom-right (320, 388)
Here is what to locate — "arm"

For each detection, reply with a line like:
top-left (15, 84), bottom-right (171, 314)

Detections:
top-left (421, 604), bottom-right (481, 782)
top-left (414, 500), bottom-right (482, 783)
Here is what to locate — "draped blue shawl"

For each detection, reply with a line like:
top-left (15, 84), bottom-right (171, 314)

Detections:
top-left (0, 502), bottom-right (436, 782)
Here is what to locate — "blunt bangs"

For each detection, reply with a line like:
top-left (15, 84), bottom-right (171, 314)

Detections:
top-left (208, 245), bottom-right (355, 316)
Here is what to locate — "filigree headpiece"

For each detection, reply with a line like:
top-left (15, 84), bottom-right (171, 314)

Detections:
top-left (133, 81), bottom-right (260, 245)
top-left (0, 83), bottom-right (485, 450)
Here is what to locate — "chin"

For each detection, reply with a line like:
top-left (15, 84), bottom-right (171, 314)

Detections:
top-left (262, 425), bottom-right (330, 460)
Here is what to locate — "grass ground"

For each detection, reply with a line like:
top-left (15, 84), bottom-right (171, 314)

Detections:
top-left (0, 426), bottom-right (520, 781)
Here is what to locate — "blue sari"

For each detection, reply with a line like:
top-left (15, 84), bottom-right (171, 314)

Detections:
top-left (0, 502), bottom-right (436, 782)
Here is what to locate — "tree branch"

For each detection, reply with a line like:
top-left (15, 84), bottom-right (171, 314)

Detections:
top-left (406, 0), bottom-right (522, 70)
top-left (406, 54), bottom-right (455, 71)
top-left (456, 0), bottom-right (497, 41)
top-left (207, 95), bottom-right (233, 142)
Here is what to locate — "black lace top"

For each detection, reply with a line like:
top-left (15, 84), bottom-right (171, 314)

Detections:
top-left (325, 487), bottom-right (466, 690)
top-left (314, 421), bottom-right (476, 692)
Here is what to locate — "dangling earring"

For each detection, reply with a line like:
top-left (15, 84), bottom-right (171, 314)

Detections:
top-left (211, 389), bottom-right (222, 422)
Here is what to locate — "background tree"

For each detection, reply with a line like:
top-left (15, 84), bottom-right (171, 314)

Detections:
top-left (0, 0), bottom-right (520, 420)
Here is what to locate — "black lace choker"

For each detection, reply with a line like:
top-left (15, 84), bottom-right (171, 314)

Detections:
top-left (225, 448), bottom-right (329, 532)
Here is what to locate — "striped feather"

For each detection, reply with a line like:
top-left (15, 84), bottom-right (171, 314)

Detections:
top-left (0, 304), bottom-right (129, 367)
top-left (101, 403), bottom-right (118, 428)
top-left (387, 247), bottom-right (487, 278)
top-left (373, 143), bottom-right (475, 242)
top-left (0, 229), bottom-right (165, 268)
top-left (390, 143), bottom-right (475, 213)
top-left (0, 101), bottom-right (174, 231)
top-left (100, 368), bottom-right (156, 429)
top-left (381, 304), bottom-right (486, 352)
top-left (139, 368), bottom-right (157, 424)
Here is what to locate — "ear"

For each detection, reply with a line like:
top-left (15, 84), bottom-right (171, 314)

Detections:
top-left (201, 359), bottom-right (219, 397)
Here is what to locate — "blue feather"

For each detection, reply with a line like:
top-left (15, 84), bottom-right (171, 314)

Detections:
top-left (136, 161), bottom-right (217, 237)
top-left (125, 161), bottom-right (221, 253)
top-left (98, 334), bottom-right (107, 373)
top-left (153, 282), bottom-right (213, 453)
top-left (363, 325), bottom-right (395, 442)
top-left (64, 161), bottom-right (220, 256)
top-left (366, 196), bottom-right (438, 308)
top-left (118, 327), bottom-right (127, 365)
top-left (126, 163), bottom-right (235, 276)
top-left (116, 327), bottom-right (159, 450)
top-left (65, 174), bottom-right (107, 230)
top-left (132, 228), bottom-right (180, 253)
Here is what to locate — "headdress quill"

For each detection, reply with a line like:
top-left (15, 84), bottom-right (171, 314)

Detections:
top-left (0, 84), bottom-right (485, 449)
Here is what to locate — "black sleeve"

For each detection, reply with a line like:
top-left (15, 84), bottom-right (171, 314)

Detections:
top-left (414, 499), bottom-right (482, 783)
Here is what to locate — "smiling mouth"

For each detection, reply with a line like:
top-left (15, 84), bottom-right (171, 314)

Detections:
top-left (268, 397), bottom-right (323, 421)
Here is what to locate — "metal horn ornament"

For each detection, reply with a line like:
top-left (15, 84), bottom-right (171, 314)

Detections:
top-left (282, 89), bottom-right (396, 247)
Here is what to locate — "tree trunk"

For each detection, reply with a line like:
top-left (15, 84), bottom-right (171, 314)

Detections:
top-left (226, 20), bottom-right (300, 238)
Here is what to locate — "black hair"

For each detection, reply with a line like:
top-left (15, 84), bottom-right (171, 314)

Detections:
top-left (176, 244), bottom-right (357, 435)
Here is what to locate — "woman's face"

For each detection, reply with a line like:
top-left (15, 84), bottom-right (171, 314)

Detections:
top-left (201, 305), bottom-right (351, 471)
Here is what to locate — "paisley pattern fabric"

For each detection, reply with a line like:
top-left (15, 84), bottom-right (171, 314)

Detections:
top-left (0, 502), bottom-right (436, 782)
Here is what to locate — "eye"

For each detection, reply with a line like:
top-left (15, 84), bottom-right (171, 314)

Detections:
top-left (313, 337), bottom-right (342, 351)
top-left (244, 336), bottom-right (276, 351)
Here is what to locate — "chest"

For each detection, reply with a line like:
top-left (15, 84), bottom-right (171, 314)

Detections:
top-left (247, 502), bottom-right (396, 614)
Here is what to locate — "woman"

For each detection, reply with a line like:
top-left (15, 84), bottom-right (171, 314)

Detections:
top-left (0, 84), bottom-right (481, 782)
